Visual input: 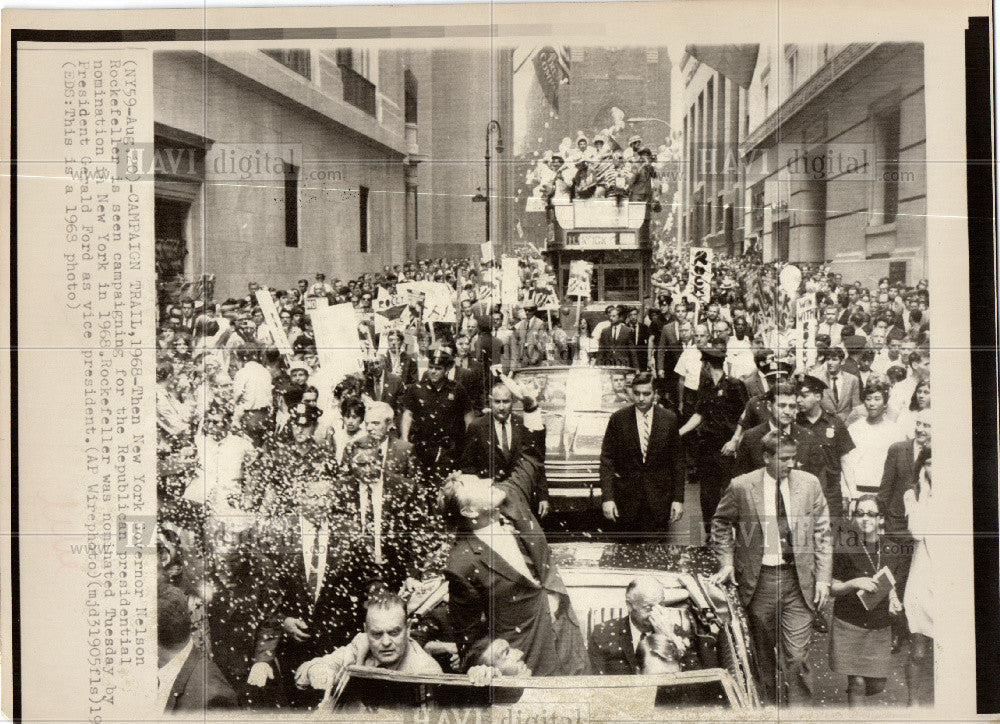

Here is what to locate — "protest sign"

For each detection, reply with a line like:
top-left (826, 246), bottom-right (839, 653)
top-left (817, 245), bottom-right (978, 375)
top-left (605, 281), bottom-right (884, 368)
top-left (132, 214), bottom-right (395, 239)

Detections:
top-left (480, 240), bottom-right (494, 263)
top-left (688, 247), bottom-right (713, 304)
top-left (566, 260), bottom-right (593, 299)
top-left (501, 256), bottom-right (520, 308)
top-left (304, 295), bottom-right (329, 311)
top-left (254, 289), bottom-right (293, 360)
top-left (309, 302), bottom-right (365, 384)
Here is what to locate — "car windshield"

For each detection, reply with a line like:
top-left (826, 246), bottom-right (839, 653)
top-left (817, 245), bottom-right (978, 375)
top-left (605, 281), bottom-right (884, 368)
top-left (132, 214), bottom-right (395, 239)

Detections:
top-left (329, 667), bottom-right (739, 715)
top-left (512, 367), bottom-right (633, 413)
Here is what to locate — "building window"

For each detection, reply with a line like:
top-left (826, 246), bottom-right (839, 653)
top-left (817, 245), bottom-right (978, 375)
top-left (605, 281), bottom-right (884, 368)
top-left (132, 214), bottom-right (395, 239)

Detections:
top-left (337, 49), bottom-right (377, 116)
top-left (761, 71), bottom-right (770, 117)
top-left (872, 107), bottom-right (901, 225)
top-left (359, 185), bottom-right (370, 253)
top-left (404, 69), bottom-right (418, 124)
top-left (262, 50), bottom-right (312, 80)
top-left (284, 163), bottom-right (299, 248)
top-left (751, 183), bottom-right (765, 231)
top-left (785, 46), bottom-right (798, 93)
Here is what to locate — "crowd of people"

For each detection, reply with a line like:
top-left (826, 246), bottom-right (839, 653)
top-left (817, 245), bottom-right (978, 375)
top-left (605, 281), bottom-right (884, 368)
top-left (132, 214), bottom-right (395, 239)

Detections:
top-left (155, 249), bottom-right (934, 712)
top-left (530, 131), bottom-right (663, 205)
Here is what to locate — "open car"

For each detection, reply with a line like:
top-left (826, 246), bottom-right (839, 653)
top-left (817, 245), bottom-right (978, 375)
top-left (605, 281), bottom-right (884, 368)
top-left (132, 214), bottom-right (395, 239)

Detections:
top-left (319, 542), bottom-right (761, 717)
top-left (510, 365), bottom-right (637, 514)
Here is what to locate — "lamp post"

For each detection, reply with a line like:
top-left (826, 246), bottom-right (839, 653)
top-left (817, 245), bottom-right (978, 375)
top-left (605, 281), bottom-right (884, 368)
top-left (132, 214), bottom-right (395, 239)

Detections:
top-left (484, 120), bottom-right (504, 244)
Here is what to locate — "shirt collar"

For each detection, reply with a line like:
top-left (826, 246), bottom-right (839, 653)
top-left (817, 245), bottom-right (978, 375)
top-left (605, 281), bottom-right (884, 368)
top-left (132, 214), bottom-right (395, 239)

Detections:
top-left (158, 637), bottom-right (194, 692)
top-left (628, 618), bottom-right (645, 652)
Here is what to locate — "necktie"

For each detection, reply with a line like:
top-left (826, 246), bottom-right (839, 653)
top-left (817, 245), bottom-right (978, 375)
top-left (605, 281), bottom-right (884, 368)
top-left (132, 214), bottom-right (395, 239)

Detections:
top-left (640, 411), bottom-right (651, 461)
top-left (308, 530), bottom-right (321, 593)
top-left (830, 376), bottom-right (839, 404)
top-left (500, 422), bottom-right (510, 456)
top-left (776, 481), bottom-right (794, 563)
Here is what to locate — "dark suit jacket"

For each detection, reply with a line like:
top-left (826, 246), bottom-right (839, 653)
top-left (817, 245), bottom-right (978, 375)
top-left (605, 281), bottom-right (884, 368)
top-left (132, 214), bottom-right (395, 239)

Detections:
top-left (250, 514), bottom-right (364, 675)
top-left (599, 404), bottom-right (685, 526)
top-left (445, 489), bottom-right (587, 677)
top-left (653, 319), bottom-right (682, 379)
top-left (626, 322), bottom-right (651, 370)
top-left (712, 468), bottom-right (833, 610)
top-left (165, 645), bottom-right (238, 712)
top-left (877, 439), bottom-right (919, 533)
top-left (367, 371), bottom-right (403, 408)
top-left (453, 361), bottom-right (485, 411)
top-left (385, 351), bottom-right (418, 386)
top-left (598, 324), bottom-right (632, 366)
top-left (740, 371), bottom-right (768, 401)
top-left (460, 414), bottom-right (548, 504)
top-left (588, 616), bottom-right (639, 675)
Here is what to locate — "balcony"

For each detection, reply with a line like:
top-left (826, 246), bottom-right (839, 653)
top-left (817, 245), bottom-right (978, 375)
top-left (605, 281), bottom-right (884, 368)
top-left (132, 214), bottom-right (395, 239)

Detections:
top-left (340, 64), bottom-right (376, 116)
top-left (551, 198), bottom-right (649, 231)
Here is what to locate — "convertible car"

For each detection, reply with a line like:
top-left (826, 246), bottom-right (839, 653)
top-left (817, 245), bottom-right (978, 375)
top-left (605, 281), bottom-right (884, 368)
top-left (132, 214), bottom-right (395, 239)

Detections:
top-left (318, 542), bottom-right (761, 718)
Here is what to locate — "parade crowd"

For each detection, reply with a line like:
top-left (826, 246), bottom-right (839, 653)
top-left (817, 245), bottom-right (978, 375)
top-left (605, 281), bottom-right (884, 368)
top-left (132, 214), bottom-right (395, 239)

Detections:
top-left (155, 250), bottom-right (934, 712)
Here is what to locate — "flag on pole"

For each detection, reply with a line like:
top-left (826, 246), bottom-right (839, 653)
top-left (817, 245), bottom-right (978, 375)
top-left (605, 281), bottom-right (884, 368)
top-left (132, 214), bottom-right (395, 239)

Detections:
top-left (533, 46), bottom-right (571, 111)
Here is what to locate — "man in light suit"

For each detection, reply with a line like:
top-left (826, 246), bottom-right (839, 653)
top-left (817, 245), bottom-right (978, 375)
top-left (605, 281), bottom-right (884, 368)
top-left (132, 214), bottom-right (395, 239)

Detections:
top-left (599, 371), bottom-right (685, 540)
top-left (813, 346), bottom-right (861, 421)
top-left (710, 431), bottom-right (832, 705)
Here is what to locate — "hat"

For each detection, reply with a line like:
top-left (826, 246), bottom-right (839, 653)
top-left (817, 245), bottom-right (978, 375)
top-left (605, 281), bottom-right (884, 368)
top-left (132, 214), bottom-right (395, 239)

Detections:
top-left (541, 150), bottom-right (553, 163)
top-left (628, 135), bottom-right (642, 146)
top-left (798, 374), bottom-right (828, 394)
top-left (639, 147), bottom-right (654, 157)
top-left (428, 348), bottom-right (454, 368)
top-left (288, 361), bottom-right (311, 375)
top-left (575, 131), bottom-right (588, 143)
top-left (521, 299), bottom-right (538, 310)
top-left (289, 403), bottom-right (321, 426)
top-left (762, 360), bottom-right (795, 379)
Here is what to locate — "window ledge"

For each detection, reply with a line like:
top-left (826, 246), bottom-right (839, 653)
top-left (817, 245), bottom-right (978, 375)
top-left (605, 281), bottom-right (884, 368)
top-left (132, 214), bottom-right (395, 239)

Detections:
top-left (866, 221), bottom-right (897, 236)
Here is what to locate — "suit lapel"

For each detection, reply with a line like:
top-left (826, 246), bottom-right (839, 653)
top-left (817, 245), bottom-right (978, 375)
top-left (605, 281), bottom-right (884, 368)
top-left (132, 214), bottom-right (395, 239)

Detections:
top-left (620, 618), bottom-right (640, 672)
top-left (625, 406), bottom-right (643, 461)
top-left (166, 647), bottom-right (198, 712)
top-left (749, 470), bottom-right (766, 529)
top-left (471, 534), bottom-right (536, 586)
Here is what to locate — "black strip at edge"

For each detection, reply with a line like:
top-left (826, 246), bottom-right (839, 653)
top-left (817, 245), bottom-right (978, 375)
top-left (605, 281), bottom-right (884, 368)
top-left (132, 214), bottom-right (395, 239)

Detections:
top-left (9, 27), bottom-right (21, 724)
top-left (966, 14), bottom-right (1000, 717)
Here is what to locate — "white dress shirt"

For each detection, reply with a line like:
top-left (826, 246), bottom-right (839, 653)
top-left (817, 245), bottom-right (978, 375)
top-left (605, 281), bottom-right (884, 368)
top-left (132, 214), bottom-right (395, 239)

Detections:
top-left (231, 360), bottom-right (273, 410)
top-left (156, 637), bottom-right (194, 713)
top-left (761, 471), bottom-right (792, 566)
top-left (674, 344), bottom-right (702, 391)
top-left (629, 618), bottom-right (646, 654)
top-left (300, 515), bottom-right (331, 603)
top-left (842, 417), bottom-right (906, 497)
top-left (635, 406), bottom-right (654, 460)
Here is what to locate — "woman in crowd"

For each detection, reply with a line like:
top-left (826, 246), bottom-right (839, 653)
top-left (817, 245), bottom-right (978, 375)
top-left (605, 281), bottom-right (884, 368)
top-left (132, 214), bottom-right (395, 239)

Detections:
top-left (904, 448), bottom-right (934, 706)
top-left (570, 316), bottom-right (595, 366)
top-left (829, 494), bottom-right (906, 706)
top-left (895, 378), bottom-right (930, 436)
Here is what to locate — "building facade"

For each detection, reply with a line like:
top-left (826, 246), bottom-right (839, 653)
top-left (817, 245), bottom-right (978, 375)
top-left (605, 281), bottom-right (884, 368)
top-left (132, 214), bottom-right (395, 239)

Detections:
top-left (740, 43), bottom-right (927, 285)
top-left (680, 53), bottom-right (745, 256)
top-left (153, 46), bottom-right (509, 301)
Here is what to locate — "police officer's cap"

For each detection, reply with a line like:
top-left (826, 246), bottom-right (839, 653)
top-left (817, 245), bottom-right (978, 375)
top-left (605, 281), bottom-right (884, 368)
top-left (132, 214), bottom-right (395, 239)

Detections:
top-left (701, 337), bottom-right (728, 361)
top-left (762, 360), bottom-right (794, 379)
top-left (799, 374), bottom-right (828, 394)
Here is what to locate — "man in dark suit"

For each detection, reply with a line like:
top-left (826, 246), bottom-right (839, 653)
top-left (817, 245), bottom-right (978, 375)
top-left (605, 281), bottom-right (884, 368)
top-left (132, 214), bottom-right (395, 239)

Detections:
top-left (366, 356), bottom-right (404, 410)
top-left (877, 408), bottom-right (930, 533)
top-left (625, 307), bottom-right (651, 371)
top-left (440, 473), bottom-right (589, 677)
top-left (345, 401), bottom-right (443, 590)
top-left (246, 477), bottom-right (365, 708)
top-left (711, 431), bottom-right (832, 705)
top-left (461, 380), bottom-right (550, 518)
top-left (383, 329), bottom-right (417, 385)
top-left (598, 305), bottom-right (632, 366)
top-left (735, 381), bottom-right (830, 508)
top-left (599, 371), bottom-right (685, 539)
top-left (652, 310), bottom-right (683, 408)
top-left (158, 585), bottom-right (237, 712)
top-left (588, 577), bottom-right (687, 675)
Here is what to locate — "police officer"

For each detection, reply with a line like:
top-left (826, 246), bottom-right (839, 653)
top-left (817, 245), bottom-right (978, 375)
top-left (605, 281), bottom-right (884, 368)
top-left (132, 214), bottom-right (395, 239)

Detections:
top-left (678, 337), bottom-right (749, 541)
top-left (399, 348), bottom-right (475, 477)
top-left (795, 374), bottom-right (856, 521)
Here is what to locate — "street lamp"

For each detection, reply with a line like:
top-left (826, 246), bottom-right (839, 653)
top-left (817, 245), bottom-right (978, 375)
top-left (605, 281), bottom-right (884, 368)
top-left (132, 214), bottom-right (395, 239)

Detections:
top-left (484, 120), bottom-right (504, 244)
top-left (626, 116), bottom-right (673, 129)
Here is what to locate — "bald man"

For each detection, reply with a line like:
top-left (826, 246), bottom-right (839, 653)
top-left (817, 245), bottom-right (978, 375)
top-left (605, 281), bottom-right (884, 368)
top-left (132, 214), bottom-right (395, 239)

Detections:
top-left (587, 577), bottom-right (689, 675)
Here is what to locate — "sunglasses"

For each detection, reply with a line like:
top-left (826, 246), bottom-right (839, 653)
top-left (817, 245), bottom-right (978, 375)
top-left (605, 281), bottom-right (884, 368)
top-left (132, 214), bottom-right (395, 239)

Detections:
top-left (854, 510), bottom-right (880, 519)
